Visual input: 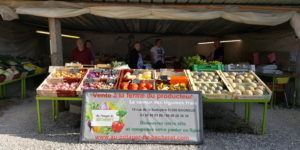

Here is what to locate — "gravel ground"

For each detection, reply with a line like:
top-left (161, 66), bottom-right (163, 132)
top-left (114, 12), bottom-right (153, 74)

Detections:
top-left (0, 96), bottom-right (300, 150)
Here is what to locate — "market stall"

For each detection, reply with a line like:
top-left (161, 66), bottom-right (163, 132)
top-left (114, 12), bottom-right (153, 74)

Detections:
top-left (35, 64), bottom-right (271, 136)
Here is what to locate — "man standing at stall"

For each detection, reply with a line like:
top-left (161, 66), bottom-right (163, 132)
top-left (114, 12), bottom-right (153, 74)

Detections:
top-left (150, 39), bottom-right (166, 69)
top-left (70, 39), bottom-right (94, 65)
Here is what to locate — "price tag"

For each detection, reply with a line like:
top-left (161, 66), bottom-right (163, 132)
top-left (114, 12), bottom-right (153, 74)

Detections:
top-left (112, 70), bottom-right (120, 75)
top-left (103, 70), bottom-right (111, 75)
top-left (160, 75), bottom-right (169, 81)
top-left (70, 68), bottom-right (79, 73)
top-left (94, 69), bottom-right (104, 73)
top-left (86, 78), bottom-right (94, 84)
top-left (132, 79), bottom-right (141, 84)
top-left (197, 72), bottom-right (203, 76)
top-left (106, 78), bottom-right (116, 84)
top-left (132, 70), bottom-right (142, 75)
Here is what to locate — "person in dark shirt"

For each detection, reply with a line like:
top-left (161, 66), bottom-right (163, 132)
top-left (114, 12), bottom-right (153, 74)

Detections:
top-left (128, 42), bottom-right (144, 69)
top-left (213, 40), bottom-right (224, 62)
top-left (84, 40), bottom-right (96, 61)
top-left (70, 39), bottom-right (94, 65)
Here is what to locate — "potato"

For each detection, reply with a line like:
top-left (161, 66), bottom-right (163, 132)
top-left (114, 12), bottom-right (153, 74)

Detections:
top-left (244, 78), bottom-right (252, 83)
top-left (235, 78), bottom-right (243, 83)
top-left (237, 85), bottom-right (245, 91)
top-left (230, 76), bottom-right (236, 81)
top-left (208, 76), bottom-right (214, 80)
top-left (217, 86), bottom-right (223, 90)
top-left (254, 89), bottom-right (263, 96)
top-left (203, 72), bottom-right (208, 76)
top-left (215, 90), bottom-right (222, 94)
top-left (202, 86), bottom-right (208, 91)
top-left (257, 86), bottom-right (265, 91)
top-left (243, 90), bottom-right (253, 95)
top-left (235, 89), bottom-right (242, 95)
top-left (198, 79), bottom-right (204, 82)
top-left (210, 72), bottom-right (216, 76)
top-left (236, 75), bottom-right (244, 80)
top-left (223, 72), bottom-right (229, 77)
top-left (231, 83), bottom-right (237, 88)
top-left (248, 74), bottom-right (255, 80)
top-left (210, 87), bottom-right (215, 91)
top-left (230, 72), bottom-right (237, 76)
top-left (213, 79), bottom-right (219, 82)
top-left (206, 79), bottom-right (211, 82)
top-left (249, 82), bottom-right (257, 88)
top-left (227, 78), bottom-right (233, 83)
top-left (248, 86), bottom-right (255, 91)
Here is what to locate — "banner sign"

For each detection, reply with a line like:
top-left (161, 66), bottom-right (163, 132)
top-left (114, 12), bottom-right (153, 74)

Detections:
top-left (80, 90), bottom-right (203, 144)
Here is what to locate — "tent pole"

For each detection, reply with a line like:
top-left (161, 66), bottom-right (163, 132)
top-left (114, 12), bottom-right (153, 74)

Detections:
top-left (296, 42), bottom-right (300, 106)
top-left (48, 18), bottom-right (63, 66)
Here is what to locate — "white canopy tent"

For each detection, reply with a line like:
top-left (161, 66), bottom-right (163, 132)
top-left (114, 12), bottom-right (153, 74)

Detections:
top-left (0, 1), bottom-right (299, 104)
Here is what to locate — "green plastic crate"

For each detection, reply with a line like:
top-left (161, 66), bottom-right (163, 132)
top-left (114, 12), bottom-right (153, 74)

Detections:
top-left (192, 64), bottom-right (224, 72)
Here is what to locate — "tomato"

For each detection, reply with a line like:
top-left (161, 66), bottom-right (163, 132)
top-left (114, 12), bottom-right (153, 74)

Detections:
top-left (138, 86), bottom-right (148, 90)
top-left (121, 82), bottom-right (129, 90)
top-left (112, 121), bottom-right (124, 133)
top-left (139, 82), bottom-right (146, 88)
top-left (146, 83), bottom-right (153, 90)
top-left (128, 83), bottom-right (138, 90)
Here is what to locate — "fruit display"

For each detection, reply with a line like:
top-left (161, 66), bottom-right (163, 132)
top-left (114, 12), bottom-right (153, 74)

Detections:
top-left (120, 80), bottom-right (154, 90)
top-left (37, 67), bottom-right (271, 100)
top-left (37, 78), bottom-right (79, 97)
top-left (222, 71), bottom-right (271, 99)
top-left (52, 69), bottom-right (87, 78)
top-left (188, 71), bottom-right (233, 98)
top-left (156, 80), bottom-right (188, 91)
top-left (122, 70), bottom-right (153, 80)
top-left (86, 69), bottom-right (119, 79)
top-left (42, 82), bottom-right (79, 91)
top-left (82, 81), bottom-right (115, 90)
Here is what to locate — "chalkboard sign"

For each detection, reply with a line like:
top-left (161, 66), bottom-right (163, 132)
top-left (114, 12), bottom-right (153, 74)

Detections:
top-left (86, 78), bottom-right (94, 84)
top-left (106, 78), bottom-right (116, 84)
top-left (94, 69), bottom-right (104, 73)
top-left (160, 75), bottom-right (169, 81)
top-left (70, 68), bottom-right (80, 73)
top-left (112, 70), bottom-right (120, 75)
top-left (131, 79), bottom-right (141, 84)
top-left (103, 70), bottom-right (111, 75)
top-left (132, 70), bottom-right (142, 75)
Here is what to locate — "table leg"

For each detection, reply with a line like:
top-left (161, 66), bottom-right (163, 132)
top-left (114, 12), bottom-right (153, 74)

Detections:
top-left (233, 102), bottom-right (236, 112)
top-left (271, 77), bottom-right (275, 108)
top-left (262, 102), bottom-right (268, 135)
top-left (245, 103), bottom-right (248, 123)
top-left (55, 100), bottom-right (59, 120)
top-left (0, 85), bottom-right (3, 99)
top-left (247, 103), bottom-right (252, 124)
top-left (36, 99), bottom-right (42, 133)
top-left (52, 100), bottom-right (55, 121)
top-left (2, 85), bottom-right (6, 98)
top-left (21, 78), bottom-right (26, 99)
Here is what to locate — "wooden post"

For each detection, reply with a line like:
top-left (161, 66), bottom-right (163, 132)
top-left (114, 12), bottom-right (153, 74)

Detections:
top-left (296, 42), bottom-right (300, 105)
top-left (48, 18), bottom-right (63, 66)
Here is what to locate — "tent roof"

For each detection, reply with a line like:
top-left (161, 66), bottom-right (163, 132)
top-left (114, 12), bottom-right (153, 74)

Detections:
top-left (6, 0), bottom-right (300, 6)
top-left (18, 13), bottom-right (278, 36)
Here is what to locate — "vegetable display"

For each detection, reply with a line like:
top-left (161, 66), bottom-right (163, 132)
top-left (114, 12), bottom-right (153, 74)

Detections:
top-left (223, 72), bottom-right (266, 96)
top-left (182, 55), bottom-right (222, 69)
top-left (82, 81), bottom-right (114, 90)
top-left (190, 71), bottom-right (230, 95)
top-left (52, 70), bottom-right (87, 78)
top-left (42, 82), bottom-right (79, 91)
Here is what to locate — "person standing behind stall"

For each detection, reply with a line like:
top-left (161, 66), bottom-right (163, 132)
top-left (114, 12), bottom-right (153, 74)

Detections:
top-left (84, 40), bottom-right (96, 62)
top-left (213, 40), bottom-right (224, 62)
top-left (70, 39), bottom-right (94, 65)
top-left (128, 42), bottom-right (144, 69)
top-left (150, 39), bottom-right (166, 69)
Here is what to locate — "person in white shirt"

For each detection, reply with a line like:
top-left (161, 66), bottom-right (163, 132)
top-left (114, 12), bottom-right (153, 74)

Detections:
top-left (150, 39), bottom-right (166, 69)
